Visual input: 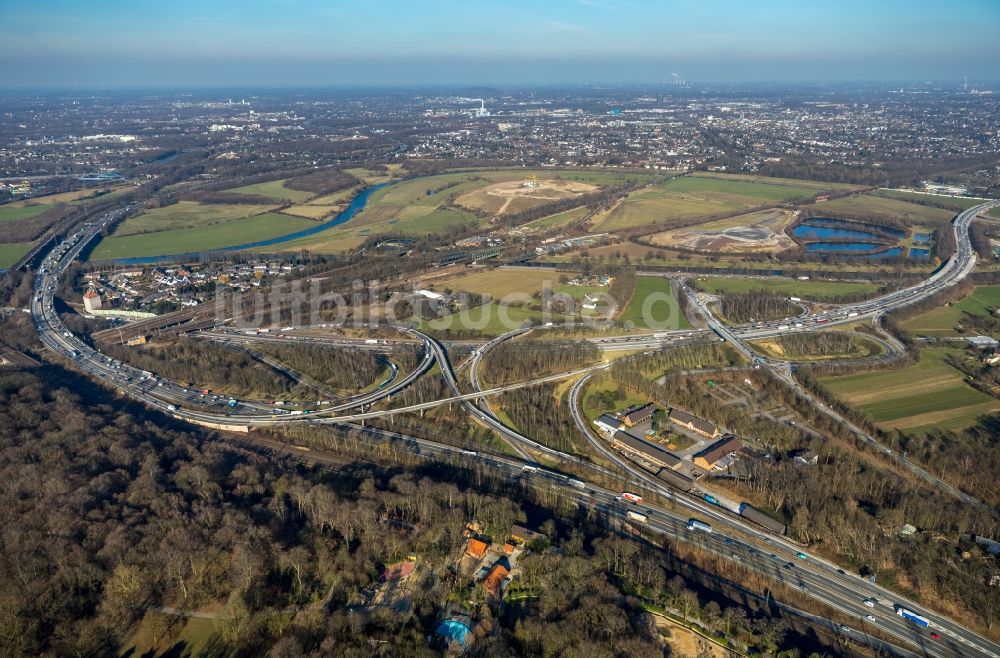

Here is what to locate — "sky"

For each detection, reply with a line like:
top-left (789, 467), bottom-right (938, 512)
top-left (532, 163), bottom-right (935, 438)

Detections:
top-left (1, 0), bottom-right (998, 88)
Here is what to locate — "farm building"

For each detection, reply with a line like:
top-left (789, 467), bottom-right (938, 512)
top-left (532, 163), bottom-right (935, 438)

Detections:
top-left (693, 434), bottom-right (742, 470)
top-left (669, 408), bottom-right (719, 438)
top-left (612, 430), bottom-right (681, 469)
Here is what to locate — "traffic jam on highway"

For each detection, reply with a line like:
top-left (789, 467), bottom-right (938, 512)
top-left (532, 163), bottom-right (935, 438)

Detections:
top-left (29, 199), bottom-right (1000, 658)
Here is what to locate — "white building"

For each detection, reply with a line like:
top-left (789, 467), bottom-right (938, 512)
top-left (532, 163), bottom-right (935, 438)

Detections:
top-left (83, 290), bottom-right (102, 313)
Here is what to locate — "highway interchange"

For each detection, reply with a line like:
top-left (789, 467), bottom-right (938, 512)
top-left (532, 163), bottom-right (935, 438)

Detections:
top-left (29, 197), bottom-right (1000, 657)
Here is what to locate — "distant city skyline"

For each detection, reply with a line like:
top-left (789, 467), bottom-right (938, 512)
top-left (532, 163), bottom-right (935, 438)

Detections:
top-left (1, 0), bottom-right (998, 88)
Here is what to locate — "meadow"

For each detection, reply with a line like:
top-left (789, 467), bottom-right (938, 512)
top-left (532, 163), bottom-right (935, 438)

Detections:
top-left (819, 348), bottom-right (1000, 433)
top-left (0, 242), bottom-right (36, 269)
top-left (618, 276), bottom-right (691, 329)
top-left (901, 285), bottom-right (1000, 336)
top-left (694, 276), bottom-right (880, 300)
top-left (91, 212), bottom-right (316, 259)
top-left (0, 204), bottom-right (53, 224)
top-left (224, 178), bottom-right (315, 203)
top-left (111, 201), bottom-right (281, 236)
top-left (803, 194), bottom-right (954, 224)
top-left (873, 189), bottom-right (982, 210)
top-left (593, 173), bottom-right (843, 232)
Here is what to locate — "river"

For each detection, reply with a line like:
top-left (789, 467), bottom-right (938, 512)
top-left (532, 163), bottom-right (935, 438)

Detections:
top-left (99, 182), bottom-right (389, 265)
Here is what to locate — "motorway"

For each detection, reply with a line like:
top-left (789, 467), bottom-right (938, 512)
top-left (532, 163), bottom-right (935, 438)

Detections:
top-left (28, 198), bottom-right (1000, 657)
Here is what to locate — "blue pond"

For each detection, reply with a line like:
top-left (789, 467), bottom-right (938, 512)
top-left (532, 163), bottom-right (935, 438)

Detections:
top-left (804, 242), bottom-right (884, 253)
top-left (792, 225), bottom-right (883, 241)
top-left (913, 233), bottom-right (931, 244)
top-left (909, 247), bottom-right (930, 258)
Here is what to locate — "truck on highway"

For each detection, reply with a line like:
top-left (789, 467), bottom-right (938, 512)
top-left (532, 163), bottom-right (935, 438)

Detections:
top-left (895, 606), bottom-right (930, 628)
top-left (621, 492), bottom-right (643, 504)
top-left (777, 325), bottom-right (790, 331)
top-left (365, 339), bottom-right (379, 344)
top-left (686, 519), bottom-right (712, 533)
top-left (626, 511), bottom-right (648, 523)
top-left (568, 478), bottom-right (586, 489)
top-left (789, 297), bottom-right (802, 302)
top-left (227, 399), bottom-right (238, 408)
top-left (848, 311), bottom-right (858, 318)
top-left (166, 404), bottom-right (176, 411)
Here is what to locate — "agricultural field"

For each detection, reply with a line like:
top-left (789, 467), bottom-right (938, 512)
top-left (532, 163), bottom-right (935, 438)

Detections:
top-left (91, 212), bottom-right (316, 260)
top-left (223, 178), bottom-right (315, 203)
top-left (648, 208), bottom-right (797, 253)
top-left (819, 348), bottom-right (1000, 433)
top-left (619, 276), bottom-right (691, 329)
top-left (0, 242), bottom-right (36, 268)
top-left (990, 207), bottom-right (1000, 219)
top-left (109, 201), bottom-right (281, 237)
top-left (802, 194), bottom-right (954, 224)
top-left (694, 276), bottom-right (881, 300)
top-left (873, 189), bottom-right (983, 210)
top-left (901, 285), bottom-right (1000, 337)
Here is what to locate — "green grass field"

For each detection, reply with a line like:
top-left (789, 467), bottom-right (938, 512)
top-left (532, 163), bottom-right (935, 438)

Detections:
top-left (690, 172), bottom-right (859, 191)
top-left (224, 178), bottom-right (315, 203)
top-left (990, 207), bottom-right (1000, 219)
top-left (656, 176), bottom-right (821, 205)
top-left (431, 268), bottom-right (573, 298)
top-left (596, 194), bottom-right (736, 231)
top-left (0, 204), bottom-right (51, 224)
top-left (91, 212), bottom-right (316, 259)
top-left (820, 348), bottom-right (1000, 432)
top-left (524, 205), bottom-right (590, 229)
top-left (902, 285), bottom-right (1000, 336)
top-left (0, 242), bottom-right (36, 268)
top-left (873, 189), bottom-right (981, 211)
top-left (619, 276), bottom-right (691, 329)
top-left (417, 302), bottom-right (571, 338)
top-left (694, 276), bottom-right (880, 300)
top-left (804, 194), bottom-right (954, 224)
top-left (111, 201), bottom-right (281, 237)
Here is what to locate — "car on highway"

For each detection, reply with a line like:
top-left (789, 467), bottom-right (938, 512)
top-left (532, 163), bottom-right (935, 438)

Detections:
top-left (863, 598), bottom-right (875, 607)
top-left (866, 615), bottom-right (875, 621)
top-left (795, 552), bottom-right (808, 560)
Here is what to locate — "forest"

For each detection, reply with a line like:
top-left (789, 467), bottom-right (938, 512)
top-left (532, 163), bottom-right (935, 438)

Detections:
top-left (481, 339), bottom-right (599, 387)
top-left (0, 365), bottom-right (834, 657)
top-left (717, 292), bottom-right (799, 324)
top-left (104, 339), bottom-right (301, 399)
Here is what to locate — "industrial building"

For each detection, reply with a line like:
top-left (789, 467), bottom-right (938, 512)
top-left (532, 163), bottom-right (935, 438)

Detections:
top-left (594, 414), bottom-right (624, 434)
top-left (612, 430), bottom-right (681, 469)
top-left (622, 403), bottom-right (657, 427)
top-left (669, 408), bottom-right (719, 438)
top-left (693, 434), bottom-right (742, 471)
